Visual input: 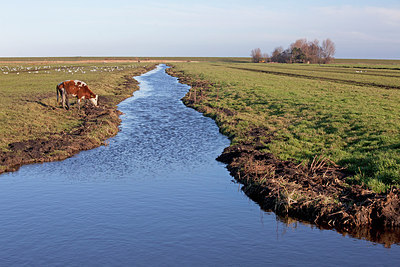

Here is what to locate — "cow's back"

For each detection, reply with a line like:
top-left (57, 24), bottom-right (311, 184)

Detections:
top-left (63, 80), bottom-right (86, 96)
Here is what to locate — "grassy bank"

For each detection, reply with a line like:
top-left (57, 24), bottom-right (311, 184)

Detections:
top-left (0, 59), bottom-right (156, 173)
top-left (169, 60), bottom-right (400, 192)
top-left (167, 59), bottom-right (400, 232)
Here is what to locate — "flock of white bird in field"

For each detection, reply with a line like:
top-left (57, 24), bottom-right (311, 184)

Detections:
top-left (0, 65), bottom-right (140, 75)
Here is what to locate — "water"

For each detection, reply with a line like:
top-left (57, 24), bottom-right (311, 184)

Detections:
top-left (0, 65), bottom-right (399, 266)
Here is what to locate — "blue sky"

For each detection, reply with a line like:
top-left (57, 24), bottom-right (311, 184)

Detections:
top-left (1, 0), bottom-right (399, 58)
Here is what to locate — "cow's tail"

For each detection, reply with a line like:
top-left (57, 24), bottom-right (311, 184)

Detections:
top-left (56, 83), bottom-right (69, 109)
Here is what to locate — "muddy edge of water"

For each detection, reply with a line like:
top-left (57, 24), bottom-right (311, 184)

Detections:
top-left (166, 65), bottom-right (400, 247)
top-left (0, 65), bottom-right (156, 174)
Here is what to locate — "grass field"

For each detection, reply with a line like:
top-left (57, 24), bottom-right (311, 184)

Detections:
top-left (333, 58), bottom-right (400, 67)
top-left (0, 59), bottom-right (154, 155)
top-left (170, 59), bottom-right (400, 192)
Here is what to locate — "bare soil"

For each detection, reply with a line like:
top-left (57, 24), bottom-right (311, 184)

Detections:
top-left (166, 66), bottom-right (400, 246)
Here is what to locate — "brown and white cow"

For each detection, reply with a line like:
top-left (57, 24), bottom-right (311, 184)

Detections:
top-left (56, 80), bottom-right (98, 110)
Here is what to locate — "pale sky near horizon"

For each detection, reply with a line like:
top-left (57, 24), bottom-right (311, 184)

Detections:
top-left (1, 0), bottom-right (399, 59)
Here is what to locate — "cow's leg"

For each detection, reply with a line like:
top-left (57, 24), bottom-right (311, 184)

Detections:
top-left (66, 94), bottom-right (70, 110)
top-left (77, 98), bottom-right (81, 110)
top-left (64, 92), bottom-right (70, 110)
top-left (56, 87), bottom-right (60, 105)
top-left (61, 89), bottom-right (67, 109)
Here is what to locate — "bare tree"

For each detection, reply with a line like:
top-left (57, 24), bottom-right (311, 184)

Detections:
top-left (290, 38), bottom-right (308, 52)
top-left (308, 39), bottom-right (321, 64)
top-left (321, 38), bottom-right (336, 63)
top-left (251, 48), bottom-right (263, 63)
top-left (265, 38), bottom-right (336, 65)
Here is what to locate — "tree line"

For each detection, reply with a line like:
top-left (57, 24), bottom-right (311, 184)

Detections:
top-left (251, 38), bottom-right (336, 64)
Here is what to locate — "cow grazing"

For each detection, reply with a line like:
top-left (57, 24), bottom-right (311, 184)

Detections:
top-left (56, 80), bottom-right (98, 110)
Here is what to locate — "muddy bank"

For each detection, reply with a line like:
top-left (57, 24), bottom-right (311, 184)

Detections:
top-left (0, 65), bottom-right (155, 174)
top-left (166, 66), bottom-right (400, 246)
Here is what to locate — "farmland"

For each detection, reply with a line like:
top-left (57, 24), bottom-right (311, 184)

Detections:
top-left (0, 58), bottom-right (155, 172)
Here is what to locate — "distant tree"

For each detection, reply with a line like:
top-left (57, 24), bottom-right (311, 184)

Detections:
top-left (308, 39), bottom-right (321, 64)
top-left (251, 48), bottom-right (263, 63)
top-left (281, 48), bottom-right (292, 63)
top-left (271, 46), bottom-right (284, 62)
top-left (290, 38), bottom-right (308, 50)
top-left (321, 38), bottom-right (336, 63)
top-left (266, 38), bottom-right (335, 64)
top-left (291, 47), bottom-right (306, 63)
top-left (290, 39), bottom-right (309, 63)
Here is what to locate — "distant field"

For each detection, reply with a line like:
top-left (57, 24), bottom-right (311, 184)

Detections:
top-left (333, 58), bottom-right (400, 66)
top-left (1, 57), bottom-right (397, 65)
top-left (0, 57), bottom-right (250, 63)
top-left (170, 60), bottom-right (400, 192)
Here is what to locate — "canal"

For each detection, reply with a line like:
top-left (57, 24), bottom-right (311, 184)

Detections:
top-left (0, 65), bottom-right (398, 266)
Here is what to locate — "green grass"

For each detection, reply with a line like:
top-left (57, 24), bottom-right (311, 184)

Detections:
top-left (170, 60), bottom-right (400, 192)
top-left (0, 61), bottom-right (153, 150)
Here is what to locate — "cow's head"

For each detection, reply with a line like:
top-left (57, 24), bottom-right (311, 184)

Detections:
top-left (89, 95), bottom-right (99, 107)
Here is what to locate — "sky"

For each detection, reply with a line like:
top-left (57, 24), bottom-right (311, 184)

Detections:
top-left (1, 0), bottom-right (400, 59)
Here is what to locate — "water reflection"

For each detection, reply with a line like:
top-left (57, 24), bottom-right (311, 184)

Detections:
top-left (275, 214), bottom-right (400, 248)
